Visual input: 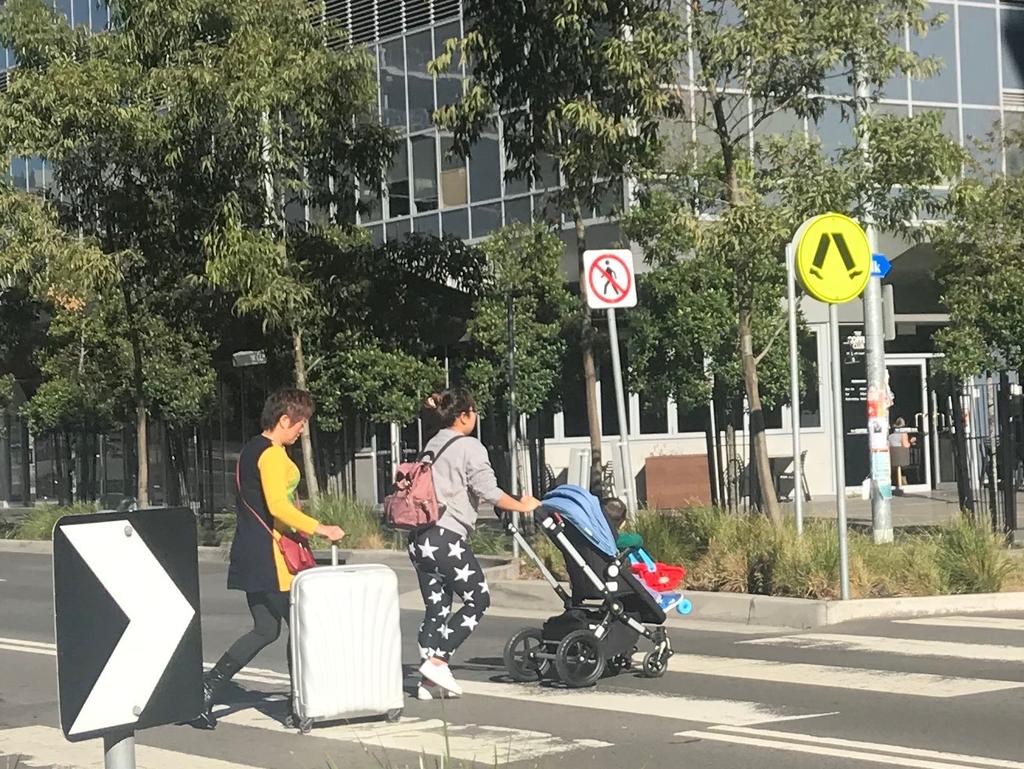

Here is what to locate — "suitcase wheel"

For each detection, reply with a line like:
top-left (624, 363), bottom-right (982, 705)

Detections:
top-left (386, 708), bottom-right (403, 723)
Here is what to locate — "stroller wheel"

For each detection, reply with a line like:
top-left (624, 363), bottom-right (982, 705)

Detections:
top-left (504, 628), bottom-right (550, 682)
top-left (555, 630), bottom-right (606, 688)
top-left (605, 653), bottom-right (632, 676)
top-left (642, 650), bottom-right (668, 679)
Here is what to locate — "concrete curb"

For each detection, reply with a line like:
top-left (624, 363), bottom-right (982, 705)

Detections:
top-left (485, 579), bottom-right (1024, 629)
top-left (0, 539), bottom-right (517, 576)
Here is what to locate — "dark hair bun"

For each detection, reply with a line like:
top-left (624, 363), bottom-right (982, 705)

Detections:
top-left (433, 387), bottom-right (476, 427)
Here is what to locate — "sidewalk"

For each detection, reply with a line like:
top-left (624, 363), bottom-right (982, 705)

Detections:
top-left (782, 489), bottom-right (960, 529)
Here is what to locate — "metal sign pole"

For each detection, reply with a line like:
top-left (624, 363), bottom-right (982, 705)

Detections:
top-left (786, 242), bottom-right (804, 535)
top-left (506, 294), bottom-right (520, 562)
top-left (606, 307), bottom-right (637, 519)
top-left (103, 729), bottom-right (136, 769)
top-left (829, 303), bottom-right (851, 600)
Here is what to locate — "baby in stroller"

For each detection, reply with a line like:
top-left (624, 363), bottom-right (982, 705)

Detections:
top-left (498, 485), bottom-right (673, 688)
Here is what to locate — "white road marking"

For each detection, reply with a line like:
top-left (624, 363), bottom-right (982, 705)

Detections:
top-left (220, 707), bottom-right (612, 762)
top-left (742, 633), bottom-right (1024, 663)
top-left (0, 642), bottom-right (54, 657)
top-left (896, 616), bottom-right (1024, 632)
top-left (456, 679), bottom-right (833, 726)
top-left (668, 653), bottom-right (1024, 697)
top-left (0, 725), bottom-right (261, 769)
top-left (679, 725), bottom-right (1024, 769)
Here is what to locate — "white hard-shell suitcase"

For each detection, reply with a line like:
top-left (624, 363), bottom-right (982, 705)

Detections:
top-left (289, 548), bottom-right (404, 732)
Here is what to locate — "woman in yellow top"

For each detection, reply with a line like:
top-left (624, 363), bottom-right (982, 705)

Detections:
top-left (193, 388), bottom-right (344, 729)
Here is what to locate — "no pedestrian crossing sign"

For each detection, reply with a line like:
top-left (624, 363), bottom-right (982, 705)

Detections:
top-left (53, 507), bottom-right (203, 742)
top-left (793, 213), bottom-right (871, 304)
top-left (584, 249), bottom-right (637, 309)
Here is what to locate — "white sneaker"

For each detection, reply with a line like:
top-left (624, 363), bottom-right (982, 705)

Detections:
top-left (416, 680), bottom-right (460, 700)
top-left (418, 659), bottom-right (463, 697)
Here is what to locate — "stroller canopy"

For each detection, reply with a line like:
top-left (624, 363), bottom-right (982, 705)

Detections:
top-left (541, 485), bottom-right (618, 557)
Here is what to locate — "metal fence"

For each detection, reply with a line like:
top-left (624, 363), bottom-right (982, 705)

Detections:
top-left (951, 373), bottom-right (1021, 535)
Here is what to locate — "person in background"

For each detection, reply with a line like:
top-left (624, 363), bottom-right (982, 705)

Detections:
top-left (411, 387), bottom-right (542, 700)
top-left (889, 417), bottom-right (914, 494)
top-left (193, 388), bottom-right (345, 729)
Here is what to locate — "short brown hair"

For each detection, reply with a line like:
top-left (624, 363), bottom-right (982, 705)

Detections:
top-left (261, 388), bottom-right (314, 430)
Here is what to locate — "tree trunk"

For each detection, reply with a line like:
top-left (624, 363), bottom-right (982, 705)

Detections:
top-left (574, 203), bottom-right (603, 492)
top-left (292, 328), bottom-right (320, 501)
top-left (136, 403), bottom-right (149, 507)
top-left (121, 285), bottom-right (150, 508)
top-left (740, 314), bottom-right (782, 523)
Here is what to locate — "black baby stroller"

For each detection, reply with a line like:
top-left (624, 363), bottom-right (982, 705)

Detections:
top-left (497, 488), bottom-right (673, 688)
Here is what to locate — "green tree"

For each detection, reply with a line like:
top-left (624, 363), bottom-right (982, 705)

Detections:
top-left (431, 0), bottom-right (686, 489)
top-left (464, 225), bottom-right (575, 419)
top-left (306, 233), bottom-right (484, 432)
top-left (0, 0), bottom-right (227, 505)
top-left (625, 0), bottom-right (962, 520)
top-left (932, 161), bottom-right (1024, 378)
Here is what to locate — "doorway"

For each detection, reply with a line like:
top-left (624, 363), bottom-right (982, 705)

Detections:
top-left (886, 356), bottom-right (932, 493)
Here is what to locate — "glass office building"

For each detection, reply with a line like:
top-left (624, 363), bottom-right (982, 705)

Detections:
top-left (3, 0), bottom-right (1023, 505)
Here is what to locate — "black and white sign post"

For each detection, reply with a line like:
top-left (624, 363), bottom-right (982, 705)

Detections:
top-left (53, 507), bottom-right (203, 768)
top-left (584, 249), bottom-right (638, 518)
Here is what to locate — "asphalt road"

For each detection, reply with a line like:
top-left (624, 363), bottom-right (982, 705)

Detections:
top-left (2, 549), bottom-right (1024, 769)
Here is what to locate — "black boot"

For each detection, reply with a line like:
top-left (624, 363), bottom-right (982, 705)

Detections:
top-left (190, 655), bottom-right (242, 730)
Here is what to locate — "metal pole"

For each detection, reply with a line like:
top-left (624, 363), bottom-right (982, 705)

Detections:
top-left (104, 731), bottom-right (136, 769)
top-left (786, 242), bottom-right (804, 535)
top-left (506, 294), bottom-right (520, 562)
top-left (856, 67), bottom-right (893, 545)
top-left (606, 308), bottom-right (637, 519)
top-left (830, 303), bottom-right (851, 600)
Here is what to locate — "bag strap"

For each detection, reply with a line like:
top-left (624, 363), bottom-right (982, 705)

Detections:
top-left (418, 434), bottom-right (470, 465)
top-left (236, 457), bottom-right (279, 542)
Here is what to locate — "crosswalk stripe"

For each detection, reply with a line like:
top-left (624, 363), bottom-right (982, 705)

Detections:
top-left (678, 725), bottom-right (1024, 769)
top-left (0, 725), bottom-right (261, 769)
top-left (896, 616), bottom-right (1024, 632)
top-left (741, 633), bottom-right (1024, 663)
top-left (219, 706), bottom-right (612, 762)
top-left (667, 654), bottom-right (1024, 697)
top-left (456, 678), bottom-right (834, 726)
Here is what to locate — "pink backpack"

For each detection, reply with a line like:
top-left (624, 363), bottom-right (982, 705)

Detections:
top-left (383, 435), bottom-right (469, 530)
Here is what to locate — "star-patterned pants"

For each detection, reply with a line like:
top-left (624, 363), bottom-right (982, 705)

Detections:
top-left (408, 525), bottom-right (491, 661)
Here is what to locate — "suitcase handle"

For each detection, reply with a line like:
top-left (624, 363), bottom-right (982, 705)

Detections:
top-left (331, 544), bottom-right (339, 566)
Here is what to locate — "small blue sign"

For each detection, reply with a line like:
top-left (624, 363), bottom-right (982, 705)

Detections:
top-left (871, 253), bottom-right (892, 279)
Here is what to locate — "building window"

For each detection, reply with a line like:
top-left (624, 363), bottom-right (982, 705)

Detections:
top-left (387, 141), bottom-right (410, 217)
top-left (413, 212), bottom-right (440, 235)
top-left (639, 394), bottom-right (668, 435)
top-left (959, 6), bottom-right (998, 107)
top-left (411, 135), bottom-right (438, 212)
top-left (406, 30), bottom-right (434, 132)
top-left (441, 208), bottom-right (469, 239)
top-left (379, 40), bottom-right (407, 129)
top-left (440, 134), bottom-right (468, 207)
top-left (809, 101), bottom-right (852, 158)
top-left (963, 108), bottom-right (1001, 170)
top-left (1001, 8), bottom-right (1024, 92)
top-left (386, 217), bottom-right (411, 242)
top-left (469, 119), bottom-right (501, 202)
top-left (434, 21), bottom-right (462, 109)
top-left (600, 356), bottom-right (627, 436)
top-left (560, 363), bottom-right (590, 438)
top-left (677, 401), bottom-right (707, 434)
top-left (10, 157), bottom-right (27, 192)
top-left (910, 4), bottom-right (957, 104)
top-left (883, 25), bottom-right (909, 101)
top-left (504, 196), bottom-right (531, 225)
top-left (471, 202), bottom-right (501, 238)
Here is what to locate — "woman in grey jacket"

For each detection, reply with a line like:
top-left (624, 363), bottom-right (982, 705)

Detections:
top-left (410, 387), bottom-right (541, 699)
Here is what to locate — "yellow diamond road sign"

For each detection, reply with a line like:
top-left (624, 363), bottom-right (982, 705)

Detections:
top-left (793, 213), bottom-right (871, 304)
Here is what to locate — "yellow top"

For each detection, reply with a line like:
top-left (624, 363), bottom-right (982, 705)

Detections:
top-left (257, 445), bottom-right (319, 591)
